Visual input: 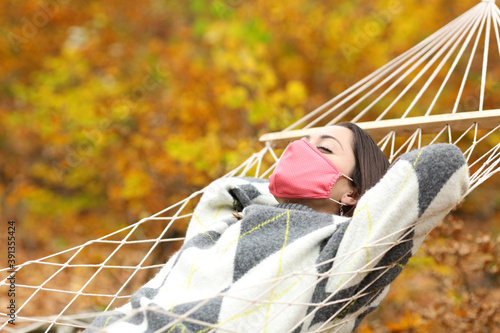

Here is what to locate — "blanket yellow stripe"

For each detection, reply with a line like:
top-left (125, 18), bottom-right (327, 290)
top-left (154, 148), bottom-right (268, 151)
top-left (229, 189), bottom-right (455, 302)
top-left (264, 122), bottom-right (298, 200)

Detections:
top-left (213, 205), bottom-right (223, 220)
top-left (195, 210), bottom-right (304, 333)
top-left (335, 149), bottom-right (424, 291)
top-left (167, 323), bottom-right (187, 332)
top-left (201, 274), bottom-right (306, 333)
top-left (223, 211), bottom-right (288, 254)
top-left (193, 212), bottom-right (204, 228)
top-left (264, 210), bottom-right (290, 333)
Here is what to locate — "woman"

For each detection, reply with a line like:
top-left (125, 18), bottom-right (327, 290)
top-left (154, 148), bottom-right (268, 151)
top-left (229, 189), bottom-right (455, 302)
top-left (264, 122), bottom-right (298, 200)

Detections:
top-left (87, 123), bottom-right (468, 332)
top-left (269, 122), bottom-right (390, 217)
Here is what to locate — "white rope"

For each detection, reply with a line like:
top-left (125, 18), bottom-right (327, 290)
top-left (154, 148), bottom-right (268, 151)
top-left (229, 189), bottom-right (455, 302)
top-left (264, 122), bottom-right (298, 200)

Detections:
top-left (453, 6), bottom-right (489, 114)
top-left (284, 3), bottom-right (480, 130)
top-left (330, 4), bottom-right (482, 125)
top-left (412, 8), bottom-right (482, 117)
top-left (351, 10), bottom-right (474, 123)
top-left (395, 8), bottom-right (480, 119)
top-left (492, 5), bottom-right (500, 58)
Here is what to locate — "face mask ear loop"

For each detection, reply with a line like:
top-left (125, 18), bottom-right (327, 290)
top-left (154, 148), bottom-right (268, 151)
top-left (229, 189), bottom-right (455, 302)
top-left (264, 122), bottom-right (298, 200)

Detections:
top-left (342, 174), bottom-right (354, 182)
top-left (328, 198), bottom-right (346, 216)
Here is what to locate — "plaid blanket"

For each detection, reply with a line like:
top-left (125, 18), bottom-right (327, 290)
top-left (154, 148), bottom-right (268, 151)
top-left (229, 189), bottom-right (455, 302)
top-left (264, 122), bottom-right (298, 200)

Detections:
top-left (87, 143), bottom-right (469, 332)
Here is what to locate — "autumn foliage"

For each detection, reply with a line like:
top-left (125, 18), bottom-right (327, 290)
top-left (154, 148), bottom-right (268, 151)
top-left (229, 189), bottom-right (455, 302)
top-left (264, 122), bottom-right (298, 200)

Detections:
top-left (1, 0), bottom-right (499, 331)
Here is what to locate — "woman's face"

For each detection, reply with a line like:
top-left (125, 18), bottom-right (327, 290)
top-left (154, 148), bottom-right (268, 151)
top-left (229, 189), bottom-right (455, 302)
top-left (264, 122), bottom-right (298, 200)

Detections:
top-left (276, 125), bottom-right (358, 214)
top-left (303, 126), bottom-right (356, 179)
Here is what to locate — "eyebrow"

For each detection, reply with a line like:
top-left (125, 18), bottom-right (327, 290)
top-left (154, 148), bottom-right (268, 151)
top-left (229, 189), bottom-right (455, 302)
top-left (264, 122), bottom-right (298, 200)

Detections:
top-left (303, 135), bottom-right (344, 151)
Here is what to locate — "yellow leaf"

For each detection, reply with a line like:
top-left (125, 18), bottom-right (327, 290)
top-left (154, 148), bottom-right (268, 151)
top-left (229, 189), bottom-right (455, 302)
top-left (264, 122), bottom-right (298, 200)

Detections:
top-left (285, 80), bottom-right (307, 106)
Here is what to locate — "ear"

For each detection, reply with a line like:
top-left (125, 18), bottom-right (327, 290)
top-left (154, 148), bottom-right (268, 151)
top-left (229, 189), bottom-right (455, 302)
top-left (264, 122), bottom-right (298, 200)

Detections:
top-left (340, 189), bottom-right (359, 207)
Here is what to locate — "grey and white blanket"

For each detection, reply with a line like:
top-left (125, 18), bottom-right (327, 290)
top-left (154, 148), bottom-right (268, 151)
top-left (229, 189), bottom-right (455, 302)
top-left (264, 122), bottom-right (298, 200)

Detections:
top-left (87, 143), bottom-right (469, 332)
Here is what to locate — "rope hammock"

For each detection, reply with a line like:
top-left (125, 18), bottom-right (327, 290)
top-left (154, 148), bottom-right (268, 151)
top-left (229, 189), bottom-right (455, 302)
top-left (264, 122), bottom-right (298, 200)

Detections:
top-left (2, 0), bottom-right (500, 331)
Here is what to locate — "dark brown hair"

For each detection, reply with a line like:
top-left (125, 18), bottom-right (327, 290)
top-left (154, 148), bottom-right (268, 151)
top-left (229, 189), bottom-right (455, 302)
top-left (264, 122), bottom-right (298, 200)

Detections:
top-left (337, 122), bottom-right (390, 217)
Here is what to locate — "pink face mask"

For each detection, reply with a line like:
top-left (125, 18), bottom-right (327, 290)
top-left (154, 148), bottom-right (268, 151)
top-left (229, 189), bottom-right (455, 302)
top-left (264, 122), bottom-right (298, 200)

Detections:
top-left (268, 140), bottom-right (353, 199)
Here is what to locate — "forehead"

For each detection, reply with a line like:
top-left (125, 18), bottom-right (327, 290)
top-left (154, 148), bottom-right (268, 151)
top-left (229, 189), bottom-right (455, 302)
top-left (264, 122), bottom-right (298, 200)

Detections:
top-left (309, 126), bottom-right (355, 148)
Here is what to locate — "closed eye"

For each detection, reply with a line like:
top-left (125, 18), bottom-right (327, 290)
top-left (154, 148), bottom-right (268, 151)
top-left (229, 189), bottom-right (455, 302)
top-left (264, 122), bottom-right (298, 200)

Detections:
top-left (317, 145), bottom-right (333, 154)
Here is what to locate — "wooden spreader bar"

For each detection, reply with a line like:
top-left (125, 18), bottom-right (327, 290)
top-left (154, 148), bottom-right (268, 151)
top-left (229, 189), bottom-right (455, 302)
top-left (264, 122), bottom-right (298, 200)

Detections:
top-left (259, 110), bottom-right (500, 147)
